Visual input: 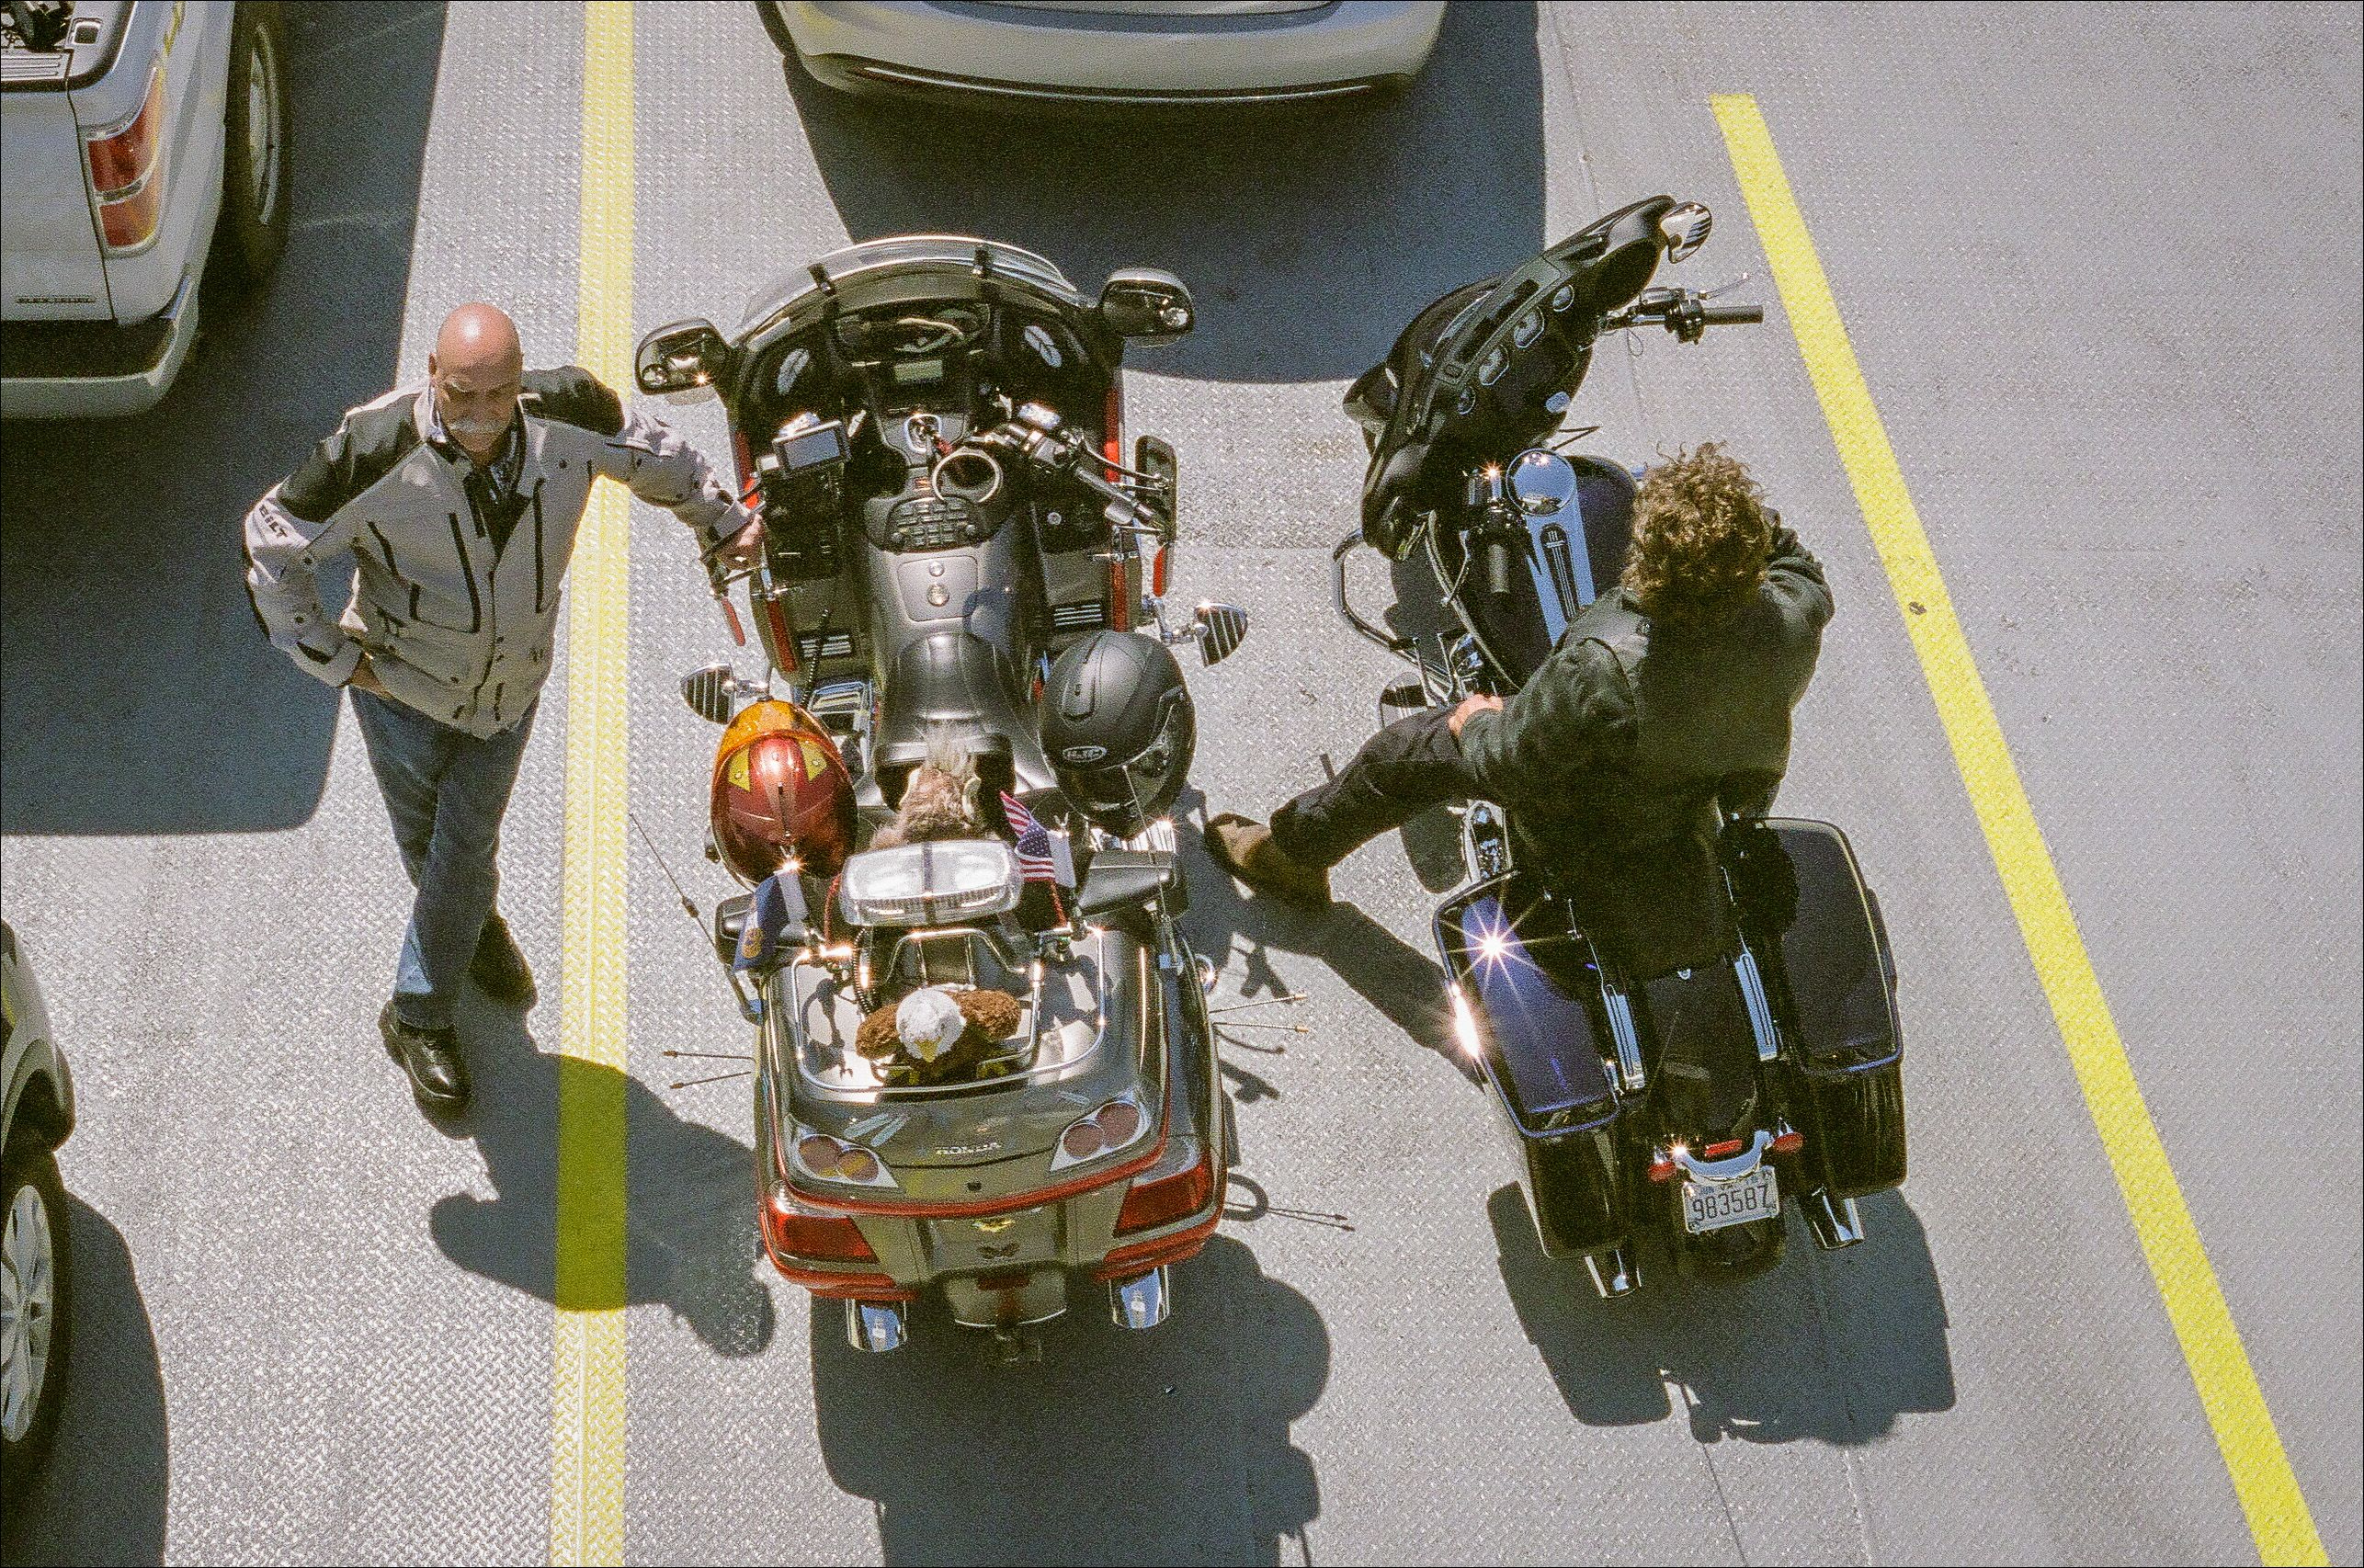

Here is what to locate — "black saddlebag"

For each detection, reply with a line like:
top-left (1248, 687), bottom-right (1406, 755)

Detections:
top-left (1437, 878), bottom-right (1631, 1256)
top-left (1732, 818), bottom-right (1907, 1198)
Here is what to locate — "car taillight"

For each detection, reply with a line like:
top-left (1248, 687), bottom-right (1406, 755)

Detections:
top-left (790, 1125), bottom-right (898, 1188)
top-left (84, 63), bottom-right (166, 253)
top-left (1116, 1152), bottom-right (1214, 1234)
top-left (763, 1188), bottom-right (876, 1262)
top-left (1770, 1128), bottom-right (1804, 1155)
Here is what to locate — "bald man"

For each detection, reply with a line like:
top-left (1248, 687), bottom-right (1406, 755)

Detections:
top-left (244, 303), bottom-right (759, 1114)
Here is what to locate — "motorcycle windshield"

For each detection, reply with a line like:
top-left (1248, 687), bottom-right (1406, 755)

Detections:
top-left (733, 235), bottom-right (1085, 341)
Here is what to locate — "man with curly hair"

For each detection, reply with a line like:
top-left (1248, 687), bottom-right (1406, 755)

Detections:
top-left (1208, 443), bottom-right (1832, 977)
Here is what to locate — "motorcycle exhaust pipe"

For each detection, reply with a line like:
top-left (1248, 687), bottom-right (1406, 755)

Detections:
top-left (1806, 1191), bottom-right (1866, 1251)
top-left (845, 1299), bottom-right (909, 1353)
top-left (1108, 1267), bottom-right (1171, 1330)
top-left (1583, 1245), bottom-right (1641, 1300)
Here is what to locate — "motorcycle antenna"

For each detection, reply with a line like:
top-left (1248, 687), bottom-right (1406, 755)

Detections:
top-left (629, 809), bottom-right (703, 928)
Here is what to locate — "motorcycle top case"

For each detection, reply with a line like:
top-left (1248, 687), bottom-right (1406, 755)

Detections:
top-left (1732, 818), bottom-right (1907, 1198)
top-left (1436, 877), bottom-right (1631, 1257)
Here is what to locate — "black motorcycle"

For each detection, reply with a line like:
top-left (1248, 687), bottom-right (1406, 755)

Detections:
top-left (1332, 198), bottom-right (1906, 1295)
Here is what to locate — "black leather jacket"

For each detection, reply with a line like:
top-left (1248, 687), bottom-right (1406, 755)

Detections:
top-left (1455, 526), bottom-right (1834, 977)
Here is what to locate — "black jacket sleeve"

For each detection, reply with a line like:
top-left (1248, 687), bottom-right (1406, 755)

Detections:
top-left (1453, 636), bottom-right (1636, 805)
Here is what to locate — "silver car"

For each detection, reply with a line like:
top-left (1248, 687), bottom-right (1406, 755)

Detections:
top-left (762, 1), bottom-right (1447, 108)
top-left (1, 919), bottom-right (75, 1486)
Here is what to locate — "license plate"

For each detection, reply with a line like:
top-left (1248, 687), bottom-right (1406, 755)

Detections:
top-left (1682, 1165), bottom-right (1779, 1233)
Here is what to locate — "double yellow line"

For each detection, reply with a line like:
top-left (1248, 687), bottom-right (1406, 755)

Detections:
top-left (1711, 95), bottom-right (2325, 1568)
top-left (553, 4), bottom-right (634, 1563)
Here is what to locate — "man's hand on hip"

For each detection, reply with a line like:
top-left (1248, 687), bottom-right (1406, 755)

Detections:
top-left (1448, 693), bottom-right (1504, 737)
top-left (347, 654), bottom-right (392, 699)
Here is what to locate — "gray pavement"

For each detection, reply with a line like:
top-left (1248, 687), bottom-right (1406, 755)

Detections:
top-left (2, 2), bottom-right (2357, 1563)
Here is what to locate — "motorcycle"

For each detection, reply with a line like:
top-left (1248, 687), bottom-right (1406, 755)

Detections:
top-left (1331, 198), bottom-right (1907, 1296)
top-left (636, 236), bottom-right (1248, 1355)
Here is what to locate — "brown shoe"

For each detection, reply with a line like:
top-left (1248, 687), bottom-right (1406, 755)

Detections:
top-left (1205, 814), bottom-right (1332, 908)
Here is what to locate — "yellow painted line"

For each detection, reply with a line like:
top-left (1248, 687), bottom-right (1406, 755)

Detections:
top-left (552, 4), bottom-right (633, 1563)
top-left (1711, 94), bottom-right (2325, 1567)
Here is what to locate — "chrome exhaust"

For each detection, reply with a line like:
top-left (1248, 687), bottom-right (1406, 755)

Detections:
top-left (1806, 1190), bottom-right (1866, 1250)
top-left (845, 1299), bottom-right (909, 1353)
top-left (1583, 1245), bottom-right (1640, 1299)
top-left (1108, 1267), bottom-right (1171, 1330)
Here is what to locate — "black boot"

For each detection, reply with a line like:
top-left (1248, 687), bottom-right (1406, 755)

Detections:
top-left (381, 1004), bottom-right (472, 1112)
top-left (469, 913), bottom-right (536, 1007)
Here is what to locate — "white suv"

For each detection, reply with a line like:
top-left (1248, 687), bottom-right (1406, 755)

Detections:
top-left (1, 0), bottom-right (290, 419)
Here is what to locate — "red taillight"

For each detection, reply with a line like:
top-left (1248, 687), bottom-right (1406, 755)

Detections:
top-left (764, 1190), bottom-right (876, 1261)
top-left (1646, 1150), bottom-right (1677, 1184)
top-left (1702, 1138), bottom-right (1745, 1159)
top-left (84, 63), bottom-right (166, 253)
top-left (1061, 1120), bottom-right (1106, 1161)
top-left (1116, 1153), bottom-right (1214, 1234)
top-left (1770, 1128), bottom-right (1804, 1155)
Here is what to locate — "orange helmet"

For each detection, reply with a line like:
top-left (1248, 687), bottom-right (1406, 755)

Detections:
top-left (710, 700), bottom-right (856, 884)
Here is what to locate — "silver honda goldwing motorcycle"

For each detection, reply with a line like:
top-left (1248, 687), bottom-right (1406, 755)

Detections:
top-left (637, 237), bottom-right (1247, 1355)
top-left (1332, 199), bottom-right (1908, 1297)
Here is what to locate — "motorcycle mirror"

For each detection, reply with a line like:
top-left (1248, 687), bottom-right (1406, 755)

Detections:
top-left (635, 318), bottom-right (731, 399)
top-left (1506, 449), bottom-right (1578, 517)
top-left (1191, 602), bottom-right (1250, 667)
top-left (1097, 268), bottom-right (1195, 347)
top-left (1658, 201), bottom-right (1713, 264)
top-left (680, 663), bottom-right (736, 725)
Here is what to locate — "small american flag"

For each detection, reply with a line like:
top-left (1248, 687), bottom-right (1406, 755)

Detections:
top-left (1000, 790), bottom-right (1062, 883)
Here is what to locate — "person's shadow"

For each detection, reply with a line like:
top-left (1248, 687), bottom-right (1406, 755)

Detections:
top-left (425, 998), bottom-right (774, 1355)
top-left (1489, 1184), bottom-right (1955, 1441)
top-left (0, 1198), bottom-right (170, 1565)
top-left (809, 1235), bottom-right (1326, 1565)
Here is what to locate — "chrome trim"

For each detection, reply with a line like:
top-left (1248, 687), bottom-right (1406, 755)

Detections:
top-left (1602, 986), bottom-right (1645, 1092)
top-left (1672, 1127), bottom-right (1774, 1182)
top-left (1583, 1245), bottom-right (1639, 1299)
top-left (845, 1299), bottom-right (908, 1353)
top-left (1806, 1191), bottom-right (1866, 1250)
top-left (1733, 947), bottom-right (1780, 1062)
top-left (847, 59), bottom-right (1388, 106)
top-left (1108, 1267), bottom-right (1171, 1330)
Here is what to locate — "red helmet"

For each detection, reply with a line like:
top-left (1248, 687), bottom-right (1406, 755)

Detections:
top-left (710, 701), bottom-right (856, 884)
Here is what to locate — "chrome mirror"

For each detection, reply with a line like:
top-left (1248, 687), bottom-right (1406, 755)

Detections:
top-left (635, 318), bottom-right (730, 398)
top-left (681, 663), bottom-right (736, 725)
top-left (1506, 449), bottom-right (1578, 517)
top-left (1097, 268), bottom-right (1195, 346)
top-left (1659, 201), bottom-right (1712, 264)
top-left (1191, 602), bottom-right (1249, 666)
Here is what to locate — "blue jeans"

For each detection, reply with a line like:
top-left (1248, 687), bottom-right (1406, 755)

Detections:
top-left (352, 687), bottom-right (538, 1031)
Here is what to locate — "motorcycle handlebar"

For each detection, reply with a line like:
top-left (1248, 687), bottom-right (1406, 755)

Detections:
top-left (1699, 303), bottom-right (1764, 325)
top-left (1482, 534), bottom-right (1517, 599)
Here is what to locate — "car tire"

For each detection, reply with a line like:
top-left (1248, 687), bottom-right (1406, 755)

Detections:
top-left (0, 1145), bottom-right (72, 1490)
top-left (210, 1), bottom-right (292, 292)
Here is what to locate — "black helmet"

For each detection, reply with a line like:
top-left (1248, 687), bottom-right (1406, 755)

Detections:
top-left (1040, 631), bottom-right (1195, 836)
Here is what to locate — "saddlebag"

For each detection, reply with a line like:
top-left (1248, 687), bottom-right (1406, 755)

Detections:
top-left (1733, 819), bottom-right (1907, 1198)
top-left (1437, 878), bottom-right (1631, 1257)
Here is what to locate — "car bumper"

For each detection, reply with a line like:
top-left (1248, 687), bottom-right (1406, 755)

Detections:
top-left (782, 1), bottom-right (1444, 105)
top-left (0, 269), bottom-right (200, 420)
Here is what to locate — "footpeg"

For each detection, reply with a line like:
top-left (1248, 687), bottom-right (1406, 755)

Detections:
top-left (1805, 1190), bottom-right (1866, 1250)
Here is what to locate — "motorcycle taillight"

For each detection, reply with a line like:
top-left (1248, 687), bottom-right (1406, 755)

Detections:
top-left (1116, 1153), bottom-right (1214, 1235)
top-left (765, 1190), bottom-right (876, 1262)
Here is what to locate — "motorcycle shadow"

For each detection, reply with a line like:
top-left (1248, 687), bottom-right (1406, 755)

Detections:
top-left (1488, 1184), bottom-right (1956, 1443)
top-left (0, 1197), bottom-right (169, 1567)
top-left (782, 2), bottom-right (1547, 384)
top-left (424, 999), bottom-right (776, 1358)
top-left (807, 1235), bottom-right (1328, 1567)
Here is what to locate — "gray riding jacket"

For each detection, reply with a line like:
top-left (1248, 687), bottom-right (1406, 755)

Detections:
top-left (244, 369), bottom-right (747, 736)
